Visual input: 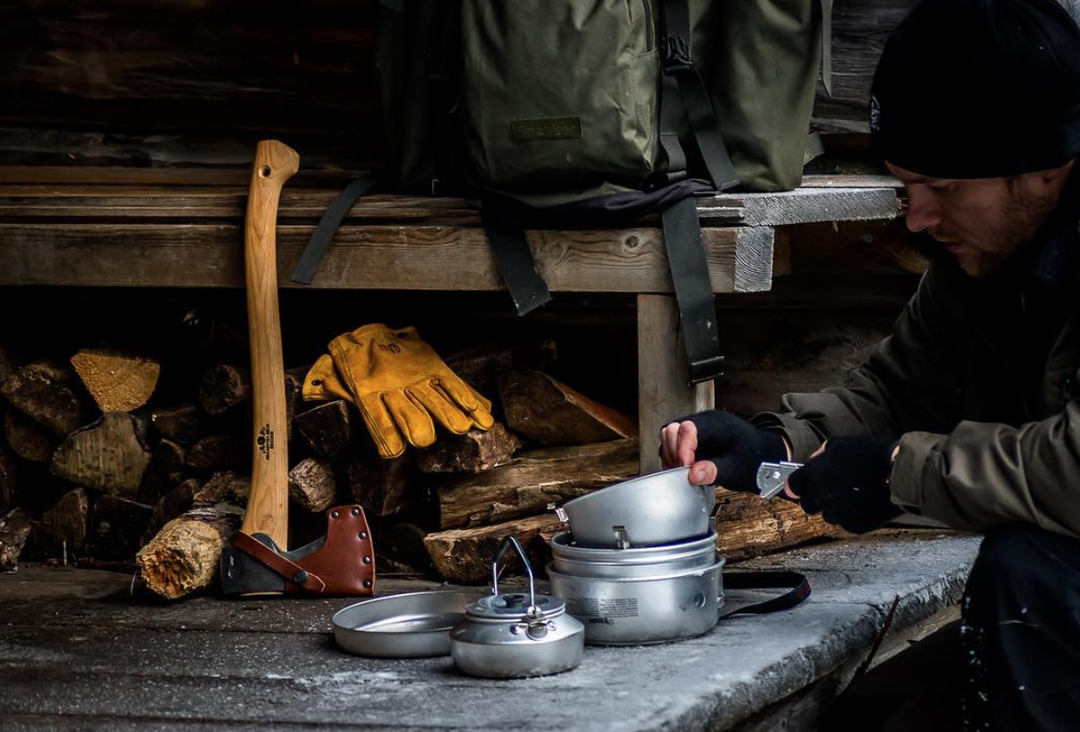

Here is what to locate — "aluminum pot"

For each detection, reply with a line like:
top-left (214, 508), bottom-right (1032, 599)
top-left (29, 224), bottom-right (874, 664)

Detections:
top-left (555, 466), bottom-right (715, 548)
top-left (450, 536), bottom-right (584, 678)
top-left (549, 530), bottom-right (718, 579)
top-left (548, 556), bottom-right (726, 645)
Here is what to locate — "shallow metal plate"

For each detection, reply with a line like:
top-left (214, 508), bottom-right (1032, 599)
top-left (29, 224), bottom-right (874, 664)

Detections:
top-left (332, 590), bottom-right (485, 658)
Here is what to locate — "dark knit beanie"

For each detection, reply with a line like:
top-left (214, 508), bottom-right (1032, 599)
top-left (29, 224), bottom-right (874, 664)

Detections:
top-left (870, 0), bottom-right (1080, 179)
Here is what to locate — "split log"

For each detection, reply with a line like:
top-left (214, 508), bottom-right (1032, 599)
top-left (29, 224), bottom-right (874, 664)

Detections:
top-left (715, 490), bottom-right (844, 560)
top-left (50, 413), bottom-right (151, 497)
top-left (0, 444), bottom-right (16, 514)
top-left (343, 449), bottom-right (419, 518)
top-left (193, 470), bottom-right (250, 507)
top-left (294, 400), bottom-right (353, 460)
top-left (445, 338), bottom-right (558, 395)
top-left (0, 361), bottom-right (88, 436)
top-left (424, 513), bottom-right (563, 584)
top-left (35, 488), bottom-right (90, 558)
top-left (435, 439), bottom-right (638, 529)
top-left (186, 434), bottom-right (246, 471)
top-left (136, 503), bottom-right (244, 600)
top-left (141, 478), bottom-right (199, 546)
top-left (0, 507), bottom-right (33, 572)
top-left (89, 495), bottom-right (154, 560)
top-left (497, 370), bottom-right (637, 445)
top-left (138, 439), bottom-right (187, 504)
top-left (150, 404), bottom-right (203, 444)
top-left (416, 423), bottom-right (522, 474)
top-left (70, 347), bottom-right (161, 413)
top-left (198, 364), bottom-right (251, 417)
top-left (288, 457), bottom-right (337, 513)
top-left (3, 408), bottom-right (58, 463)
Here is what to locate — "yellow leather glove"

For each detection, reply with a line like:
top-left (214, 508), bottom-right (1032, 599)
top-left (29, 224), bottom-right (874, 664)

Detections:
top-left (304, 324), bottom-right (494, 458)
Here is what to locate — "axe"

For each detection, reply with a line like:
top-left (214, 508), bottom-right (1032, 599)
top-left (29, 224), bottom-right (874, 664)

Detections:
top-left (220, 140), bottom-right (375, 597)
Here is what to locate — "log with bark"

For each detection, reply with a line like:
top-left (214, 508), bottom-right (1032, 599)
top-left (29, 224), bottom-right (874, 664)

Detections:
top-left (434, 439), bottom-right (638, 529)
top-left (445, 338), bottom-right (558, 395)
top-left (3, 407), bottom-right (57, 464)
top-left (497, 370), bottom-right (637, 445)
top-left (136, 503), bottom-right (244, 600)
top-left (70, 347), bottom-right (161, 413)
top-left (294, 399), bottom-right (352, 460)
top-left (198, 364), bottom-right (251, 417)
top-left (0, 361), bottom-right (88, 436)
top-left (185, 434), bottom-right (246, 471)
top-left (416, 423), bottom-right (522, 474)
top-left (50, 412), bottom-right (151, 497)
top-left (288, 457), bottom-right (337, 513)
top-left (424, 513), bottom-right (563, 584)
top-left (141, 477), bottom-right (199, 546)
top-left (714, 489), bottom-right (845, 560)
top-left (376, 521), bottom-right (434, 574)
top-left (0, 507), bottom-right (33, 572)
top-left (0, 444), bottom-right (17, 514)
top-left (192, 470), bottom-right (250, 507)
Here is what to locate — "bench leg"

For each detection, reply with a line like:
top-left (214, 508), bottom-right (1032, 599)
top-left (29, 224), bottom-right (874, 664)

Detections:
top-left (637, 294), bottom-right (715, 474)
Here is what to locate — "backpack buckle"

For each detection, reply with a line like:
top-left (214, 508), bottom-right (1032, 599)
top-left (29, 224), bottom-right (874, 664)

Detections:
top-left (660, 35), bottom-right (693, 76)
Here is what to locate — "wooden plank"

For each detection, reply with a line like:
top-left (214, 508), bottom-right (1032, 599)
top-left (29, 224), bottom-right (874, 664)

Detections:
top-left (637, 295), bottom-right (715, 473)
top-left (0, 223), bottom-right (770, 293)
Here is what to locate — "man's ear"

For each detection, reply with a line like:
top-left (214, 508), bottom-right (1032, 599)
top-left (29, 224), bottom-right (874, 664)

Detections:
top-left (1044, 158), bottom-right (1076, 184)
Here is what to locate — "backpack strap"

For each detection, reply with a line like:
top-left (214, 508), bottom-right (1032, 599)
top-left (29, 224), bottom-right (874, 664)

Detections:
top-left (720, 570), bottom-right (812, 617)
top-left (291, 174), bottom-right (380, 285)
top-left (481, 209), bottom-right (553, 316)
top-left (659, 0), bottom-right (739, 192)
top-left (660, 195), bottom-right (725, 384)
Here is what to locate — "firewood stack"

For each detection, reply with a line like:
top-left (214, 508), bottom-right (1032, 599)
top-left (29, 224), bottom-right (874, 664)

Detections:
top-left (0, 310), bottom-right (844, 593)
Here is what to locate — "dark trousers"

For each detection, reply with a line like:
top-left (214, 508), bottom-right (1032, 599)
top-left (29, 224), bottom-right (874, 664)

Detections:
top-left (961, 525), bottom-right (1080, 731)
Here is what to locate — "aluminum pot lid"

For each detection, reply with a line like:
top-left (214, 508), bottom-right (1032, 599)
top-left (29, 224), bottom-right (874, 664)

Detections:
top-left (465, 592), bottom-right (565, 622)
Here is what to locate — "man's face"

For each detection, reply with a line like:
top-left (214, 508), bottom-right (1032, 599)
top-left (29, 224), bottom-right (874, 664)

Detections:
top-left (886, 161), bottom-right (1071, 277)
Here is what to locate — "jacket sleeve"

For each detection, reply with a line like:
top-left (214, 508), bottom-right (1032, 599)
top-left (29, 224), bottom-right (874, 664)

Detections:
top-left (891, 407), bottom-right (1080, 538)
top-left (751, 259), bottom-right (966, 461)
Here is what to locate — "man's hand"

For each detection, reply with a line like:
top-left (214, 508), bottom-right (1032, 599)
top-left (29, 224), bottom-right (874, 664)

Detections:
top-left (660, 410), bottom-right (787, 492)
top-left (786, 435), bottom-right (902, 534)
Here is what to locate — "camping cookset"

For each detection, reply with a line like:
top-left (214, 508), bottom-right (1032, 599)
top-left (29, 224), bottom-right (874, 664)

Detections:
top-left (332, 465), bottom-right (807, 678)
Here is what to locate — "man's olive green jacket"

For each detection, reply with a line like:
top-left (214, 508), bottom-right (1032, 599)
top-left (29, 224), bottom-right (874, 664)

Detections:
top-left (754, 226), bottom-right (1080, 539)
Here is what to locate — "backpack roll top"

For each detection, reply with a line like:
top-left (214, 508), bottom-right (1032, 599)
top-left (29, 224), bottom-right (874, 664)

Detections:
top-left (462, 0), bottom-right (661, 197)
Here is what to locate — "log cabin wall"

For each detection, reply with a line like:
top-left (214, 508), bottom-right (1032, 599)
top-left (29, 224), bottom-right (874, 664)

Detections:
top-left (0, 0), bottom-right (925, 587)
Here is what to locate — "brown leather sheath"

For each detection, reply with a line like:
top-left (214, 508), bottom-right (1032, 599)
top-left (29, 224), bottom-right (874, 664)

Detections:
top-left (231, 504), bottom-right (376, 596)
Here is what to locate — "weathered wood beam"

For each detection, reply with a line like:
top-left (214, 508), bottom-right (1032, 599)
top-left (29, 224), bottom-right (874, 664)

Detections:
top-left (0, 223), bottom-right (771, 293)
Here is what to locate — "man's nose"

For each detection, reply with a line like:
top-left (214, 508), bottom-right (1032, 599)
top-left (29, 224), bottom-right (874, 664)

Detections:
top-left (904, 186), bottom-right (941, 233)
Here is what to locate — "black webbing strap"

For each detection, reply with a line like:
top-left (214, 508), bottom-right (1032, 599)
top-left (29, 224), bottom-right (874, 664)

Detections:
top-left (481, 210), bottom-right (552, 316)
top-left (720, 570), bottom-right (812, 618)
top-left (661, 0), bottom-right (739, 192)
top-left (660, 195), bottom-right (724, 384)
top-left (291, 174), bottom-right (379, 285)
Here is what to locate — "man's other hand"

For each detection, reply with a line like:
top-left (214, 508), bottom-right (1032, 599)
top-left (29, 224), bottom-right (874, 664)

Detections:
top-left (787, 435), bottom-right (902, 533)
top-left (660, 410), bottom-right (786, 492)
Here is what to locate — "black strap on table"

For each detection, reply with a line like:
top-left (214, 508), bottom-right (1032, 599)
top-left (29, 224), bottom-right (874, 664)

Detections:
top-left (660, 0), bottom-right (738, 192)
top-left (661, 195), bottom-right (724, 384)
top-left (481, 209), bottom-right (553, 316)
top-left (290, 174), bottom-right (379, 285)
top-left (720, 570), bottom-right (812, 618)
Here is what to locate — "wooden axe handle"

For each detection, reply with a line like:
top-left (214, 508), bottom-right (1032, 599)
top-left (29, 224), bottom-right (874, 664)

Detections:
top-left (240, 140), bottom-right (299, 548)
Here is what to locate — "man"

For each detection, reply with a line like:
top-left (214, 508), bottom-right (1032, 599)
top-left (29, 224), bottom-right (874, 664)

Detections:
top-left (660, 0), bottom-right (1080, 729)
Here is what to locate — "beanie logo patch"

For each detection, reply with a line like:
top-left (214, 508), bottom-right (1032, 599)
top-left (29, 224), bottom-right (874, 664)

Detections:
top-left (869, 95), bottom-right (882, 133)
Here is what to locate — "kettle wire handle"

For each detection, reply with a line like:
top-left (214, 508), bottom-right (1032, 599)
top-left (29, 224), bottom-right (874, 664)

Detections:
top-left (491, 535), bottom-right (537, 612)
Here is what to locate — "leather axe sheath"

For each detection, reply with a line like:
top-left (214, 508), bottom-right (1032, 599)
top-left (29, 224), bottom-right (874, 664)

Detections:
top-left (219, 140), bottom-right (375, 597)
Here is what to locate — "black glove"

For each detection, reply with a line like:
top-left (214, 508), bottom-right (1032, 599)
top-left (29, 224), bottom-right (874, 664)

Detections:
top-left (673, 410), bottom-right (787, 493)
top-left (787, 435), bottom-right (902, 534)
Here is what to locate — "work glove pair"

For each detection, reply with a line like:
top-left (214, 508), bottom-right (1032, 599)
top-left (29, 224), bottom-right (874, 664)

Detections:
top-left (304, 324), bottom-right (494, 458)
top-left (660, 410), bottom-right (901, 534)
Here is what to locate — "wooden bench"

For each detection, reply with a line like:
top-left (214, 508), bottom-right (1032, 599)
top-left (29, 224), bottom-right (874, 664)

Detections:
top-left (0, 169), bottom-right (903, 471)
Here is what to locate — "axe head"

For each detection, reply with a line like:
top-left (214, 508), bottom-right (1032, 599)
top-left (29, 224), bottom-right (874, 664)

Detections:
top-left (220, 504), bottom-right (376, 597)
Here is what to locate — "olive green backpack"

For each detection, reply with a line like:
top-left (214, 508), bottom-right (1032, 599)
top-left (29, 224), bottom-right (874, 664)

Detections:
top-left (302, 0), bottom-right (831, 384)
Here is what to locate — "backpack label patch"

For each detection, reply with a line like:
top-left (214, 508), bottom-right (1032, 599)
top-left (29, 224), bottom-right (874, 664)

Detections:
top-left (511, 117), bottom-right (583, 142)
